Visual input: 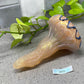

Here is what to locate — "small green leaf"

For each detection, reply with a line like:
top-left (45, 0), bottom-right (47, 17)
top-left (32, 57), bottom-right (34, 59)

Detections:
top-left (67, 0), bottom-right (78, 5)
top-left (69, 2), bottom-right (84, 15)
top-left (49, 11), bottom-right (56, 16)
top-left (82, 1), bottom-right (84, 8)
top-left (69, 9), bottom-right (84, 15)
top-left (20, 17), bottom-right (30, 23)
top-left (10, 23), bottom-right (23, 39)
top-left (52, 0), bottom-right (65, 7)
top-left (71, 2), bottom-right (84, 9)
top-left (36, 16), bottom-right (49, 20)
top-left (29, 16), bottom-right (34, 19)
top-left (21, 25), bottom-right (30, 33)
top-left (43, 10), bottom-right (47, 15)
top-left (16, 18), bottom-right (30, 32)
top-left (49, 6), bottom-right (64, 16)
top-left (16, 18), bottom-right (27, 26)
top-left (20, 16), bottom-right (34, 23)
top-left (25, 22), bottom-right (34, 26)
top-left (11, 39), bottom-right (23, 48)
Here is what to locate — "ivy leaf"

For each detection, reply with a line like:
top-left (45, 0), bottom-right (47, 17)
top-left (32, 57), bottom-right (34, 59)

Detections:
top-left (52, 0), bottom-right (65, 7)
top-left (10, 23), bottom-right (23, 39)
top-left (49, 6), bottom-right (64, 16)
top-left (20, 16), bottom-right (34, 22)
top-left (69, 2), bottom-right (84, 15)
top-left (82, 1), bottom-right (84, 8)
top-left (67, 0), bottom-right (78, 5)
top-left (69, 9), bottom-right (84, 15)
top-left (71, 2), bottom-right (84, 9)
top-left (36, 16), bottom-right (49, 20)
top-left (20, 17), bottom-right (30, 23)
top-left (25, 22), bottom-right (34, 26)
top-left (43, 10), bottom-right (47, 15)
top-left (11, 39), bottom-right (23, 48)
top-left (16, 18), bottom-right (30, 32)
top-left (21, 25), bottom-right (30, 33)
top-left (16, 18), bottom-right (28, 26)
top-left (29, 16), bottom-right (34, 19)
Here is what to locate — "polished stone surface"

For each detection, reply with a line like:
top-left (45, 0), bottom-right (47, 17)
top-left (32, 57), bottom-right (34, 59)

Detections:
top-left (0, 16), bottom-right (84, 84)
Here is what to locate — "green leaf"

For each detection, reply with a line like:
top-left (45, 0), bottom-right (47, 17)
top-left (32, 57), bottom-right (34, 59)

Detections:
top-left (20, 17), bottom-right (30, 23)
top-left (69, 9), bottom-right (84, 15)
top-left (25, 22), bottom-right (34, 26)
top-left (71, 2), bottom-right (84, 9)
top-left (21, 25), bottom-right (30, 33)
top-left (52, 0), bottom-right (65, 7)
top-left (11, 39), bottom-right (23, 48)
top-left (10, 23), bottom-right (23, 39)
top-left (27, 16), bottom-right (34, 21)
top-left (82, 1), bottom-right (84, 8)
top-left (16, 18), bottom-right (30, 32)
top-left (49, 6), bottom-right (64, 16)
top-left (67, 0), bottom-right (78, 5)
top-left (29, 16), bottom-right (34, 19)
top-left (69, 2), bottom-right (84, 15)
top-left (36, 16), bottom-right (49, 20)
top-left (43, 10), bottom-right (47, 15)
top-left (16, 18), bottom-right (27, 26)
top-left (20, 16), bottom-right (34, 23)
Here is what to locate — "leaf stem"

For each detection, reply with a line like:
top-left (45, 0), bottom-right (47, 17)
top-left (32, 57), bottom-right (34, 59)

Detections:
top-left (32, 25), bottom-right (37, 30)
top-left (24, 32), bottom-right (36, 44)
top-left (24, 35), bottom-right (33, 44)
top-left (23, 24), bottom-right (48, 44)
top-left (0, 31), bottom-right (5, 38)
top-left (36, 19), bottom-right (42, 27)
top-left (0, 30), bottom-right (33, 34)
top-left (37, 24), bottom-right (48, 31)
top-left (67, 13), bottom-right (84, 20)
